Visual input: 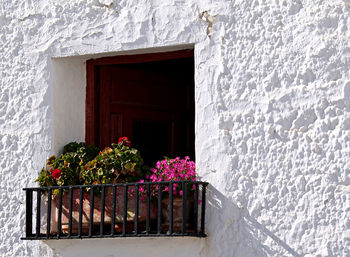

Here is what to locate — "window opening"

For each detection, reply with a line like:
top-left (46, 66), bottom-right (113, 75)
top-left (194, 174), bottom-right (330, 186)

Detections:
top-left (86, 50), bottom-right (195, 166)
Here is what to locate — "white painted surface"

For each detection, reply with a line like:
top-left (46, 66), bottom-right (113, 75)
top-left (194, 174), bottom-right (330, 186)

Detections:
top-left (1, 0), bottom-right (350, 256)
top-left (52, 58), bottom-right (86, 154)
top-left (46, 237), bottom-right (206, 257)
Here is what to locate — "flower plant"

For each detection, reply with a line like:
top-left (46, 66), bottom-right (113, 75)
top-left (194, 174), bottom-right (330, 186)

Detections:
top-left (36, 139), bottom-right (196, 200)
top-left (35, 142), bottom-right (100, 188)
top-left (140, 156), bottom-right (196, 197)
top-left (80, 139), bottom-right (144, 185)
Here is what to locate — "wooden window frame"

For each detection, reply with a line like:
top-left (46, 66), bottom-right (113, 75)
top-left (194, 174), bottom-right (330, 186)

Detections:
top-left (85, 49), bottom-right (194, 146)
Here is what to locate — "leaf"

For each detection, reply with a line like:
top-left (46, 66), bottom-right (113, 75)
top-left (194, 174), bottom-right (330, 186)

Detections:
top-left (125, 162), bottom-right (135, 172)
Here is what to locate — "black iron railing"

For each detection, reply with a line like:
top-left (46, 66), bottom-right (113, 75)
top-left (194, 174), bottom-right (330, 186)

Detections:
top-left (21, 181), bottom-right (208, 240)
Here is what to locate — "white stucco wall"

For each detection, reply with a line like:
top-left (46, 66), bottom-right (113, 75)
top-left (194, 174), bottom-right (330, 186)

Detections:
top-left (1, 0), bottom-right (349, 256)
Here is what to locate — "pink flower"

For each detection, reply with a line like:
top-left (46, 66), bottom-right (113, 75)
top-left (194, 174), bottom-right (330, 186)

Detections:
top-left (147, 157), bottom-right (196, 196)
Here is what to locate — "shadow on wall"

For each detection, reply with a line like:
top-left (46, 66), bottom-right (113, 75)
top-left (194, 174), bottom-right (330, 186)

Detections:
top-left (206, 186), bottom-right (302, 257)
top-left (43, 185), bottom-right (302, 257)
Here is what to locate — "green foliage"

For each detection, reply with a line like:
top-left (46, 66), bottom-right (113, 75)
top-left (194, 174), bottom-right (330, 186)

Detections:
top-left (81, 142), bottom-right (144, 185)
top-left (35, 167), bottom-right (55, 187)
top-left (35, 142), bottom-right (99, 187)
top-left (36, 141), bottom-right (145, 193)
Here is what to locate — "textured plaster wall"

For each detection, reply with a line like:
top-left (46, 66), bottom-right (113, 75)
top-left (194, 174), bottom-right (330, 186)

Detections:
top-left (0, 0), bottom-right (349, 256)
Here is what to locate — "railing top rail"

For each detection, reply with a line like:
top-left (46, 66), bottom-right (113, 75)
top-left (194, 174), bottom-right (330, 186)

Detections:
top-left (23, 180), bottom-right (209, 191)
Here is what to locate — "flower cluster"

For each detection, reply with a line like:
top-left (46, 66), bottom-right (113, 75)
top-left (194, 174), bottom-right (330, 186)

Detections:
top-left (149, 157), bottom-right (195, 181)
top-left (118, 137), bottom-right (131, 147)
top-left (51, 169), bottom-right (62, 179)
top-left (145, 157), bottom-right (196, 196)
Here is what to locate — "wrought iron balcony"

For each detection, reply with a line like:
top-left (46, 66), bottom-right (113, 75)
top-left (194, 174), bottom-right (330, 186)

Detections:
top-left (21, 181), bottom-right (208, 240)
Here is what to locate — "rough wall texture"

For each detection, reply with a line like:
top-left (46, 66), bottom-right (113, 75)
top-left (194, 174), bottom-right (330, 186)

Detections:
top-left (1, 0), bottom-right (349, 256)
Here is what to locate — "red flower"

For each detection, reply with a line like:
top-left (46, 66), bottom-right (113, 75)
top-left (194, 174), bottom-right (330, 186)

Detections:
top-left (118, 137), bottom-right (131, 147)
top-left (51, 169), bottom-right (61, 179)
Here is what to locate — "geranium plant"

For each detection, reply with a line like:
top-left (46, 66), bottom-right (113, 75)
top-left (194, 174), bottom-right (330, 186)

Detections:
top-left (35, 142), bottom-right (99, 188)
top-left (80, 138), bottom-right (144, 185)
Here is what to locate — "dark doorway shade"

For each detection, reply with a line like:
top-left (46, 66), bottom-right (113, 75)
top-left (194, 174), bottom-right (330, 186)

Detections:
top-left (86, 50), bottom-right (195, 166)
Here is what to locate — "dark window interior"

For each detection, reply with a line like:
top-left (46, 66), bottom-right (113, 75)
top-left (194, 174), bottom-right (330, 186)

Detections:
top-left (87, 51), bottom-right (195, 166)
